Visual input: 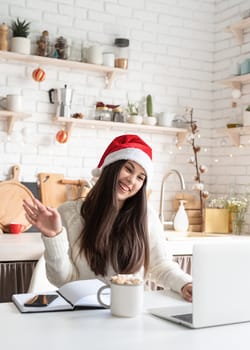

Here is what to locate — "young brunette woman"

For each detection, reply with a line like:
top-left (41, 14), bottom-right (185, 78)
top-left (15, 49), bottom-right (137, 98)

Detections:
top-left (23, 134), bottom-right (192, 302)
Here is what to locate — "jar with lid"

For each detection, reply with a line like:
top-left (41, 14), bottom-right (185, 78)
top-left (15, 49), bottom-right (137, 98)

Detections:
top-left (114, 38), bottom-right (129, 69)
top-left (95, 106), bottom-right (112, 121)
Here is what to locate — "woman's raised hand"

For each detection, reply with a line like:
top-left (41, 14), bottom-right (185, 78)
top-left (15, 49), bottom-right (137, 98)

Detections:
top-left (23, 198), bottom-right (62, 237)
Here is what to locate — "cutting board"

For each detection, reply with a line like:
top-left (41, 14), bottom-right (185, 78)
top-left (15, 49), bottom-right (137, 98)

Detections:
top-left (39, 173), bottom-right (91, 208)
top-left (174, 192), bottom-right (202, 232)
top-left (0, 165), bottom-right (35, 232)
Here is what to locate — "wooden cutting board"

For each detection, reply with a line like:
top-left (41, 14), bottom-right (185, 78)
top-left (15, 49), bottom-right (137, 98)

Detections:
top-left (39, 173), bottom-right (91, 208)
top-left (0, 165), bottom-right (34, 232)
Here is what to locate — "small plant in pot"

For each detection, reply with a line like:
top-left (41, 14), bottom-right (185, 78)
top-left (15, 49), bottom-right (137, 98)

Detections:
top-left (143, 94), bottom-right (157, 125)
top-left (10, 17), bottom-right (31, 55)
top-left (126, 101), bottom-right (142, 124)
top-left (243, 105), bottom-right (250, 127)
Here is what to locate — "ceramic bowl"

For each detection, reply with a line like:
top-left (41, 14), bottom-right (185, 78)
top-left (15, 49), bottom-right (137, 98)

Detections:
top-left (127, 115), bottom-right (143, 124)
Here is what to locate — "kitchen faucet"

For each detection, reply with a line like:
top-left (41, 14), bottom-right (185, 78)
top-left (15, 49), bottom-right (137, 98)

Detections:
top-left (159, 169), bottom-right (186, 227)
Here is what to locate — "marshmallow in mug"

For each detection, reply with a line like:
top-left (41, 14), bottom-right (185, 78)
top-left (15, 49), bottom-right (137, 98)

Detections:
top-left (111, 274), bottom-right (143, 286)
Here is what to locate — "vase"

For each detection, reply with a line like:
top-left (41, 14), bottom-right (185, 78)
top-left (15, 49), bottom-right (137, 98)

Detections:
top-left (232, 218), bottom-right (245, 235)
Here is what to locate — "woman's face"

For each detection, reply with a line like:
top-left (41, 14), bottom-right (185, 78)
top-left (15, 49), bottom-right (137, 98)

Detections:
top-left (116, 160), bottom-right (146, 208)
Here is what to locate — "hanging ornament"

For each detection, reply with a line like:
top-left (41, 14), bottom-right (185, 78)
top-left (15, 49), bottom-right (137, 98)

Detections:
top-left (56, 129), bottom-right (68, 143)
top-left (32, 67), bottom-right (46, 82)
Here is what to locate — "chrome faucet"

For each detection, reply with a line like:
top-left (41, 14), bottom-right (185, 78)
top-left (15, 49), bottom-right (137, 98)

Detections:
top-left (159, 169), bottom-right (186, 227)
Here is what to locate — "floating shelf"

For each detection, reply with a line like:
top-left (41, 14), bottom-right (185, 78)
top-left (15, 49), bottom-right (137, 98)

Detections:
top-left (0, 110), bottom-right (31, 134)
top-left (217, 126), bottom-right (250, 146)
top-left (225, 17), bottom-right (250, 44)
top-left (220, 73), bottom-right (250, 89)
top-left (0, 50), bottom-right (126, 88)
top-left (53, 116), bottom-right (188, 147)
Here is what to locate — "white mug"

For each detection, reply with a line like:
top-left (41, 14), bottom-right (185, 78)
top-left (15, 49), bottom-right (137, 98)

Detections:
top-left (87, 45), bottom-right (103, 65)
top-left (0, 94), bottom-right (23, 112)
top-left (97, 278), bottom-right (144, 318)
top-left (103, 52), bottom-right (114, 67)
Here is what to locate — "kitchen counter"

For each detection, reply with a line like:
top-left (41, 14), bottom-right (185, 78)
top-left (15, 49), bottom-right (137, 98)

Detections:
top-left (1, 230), bottom-right (248, 262)
top-left (0, 232), bottom-right (44, 261)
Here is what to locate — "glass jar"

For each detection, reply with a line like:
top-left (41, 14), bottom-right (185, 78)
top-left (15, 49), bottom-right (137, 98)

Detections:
top-left (95, 107), bottom-right (112, 121)
top-left (114, 38), bottom-right (129, 69)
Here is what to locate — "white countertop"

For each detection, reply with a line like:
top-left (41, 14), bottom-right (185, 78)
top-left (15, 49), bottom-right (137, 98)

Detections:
top-left (1, 290), bottom-right (250, 350)
top-left (0, 232), bottom-right (44, 261)
top-left (0, 230), bottom-right (249, 262)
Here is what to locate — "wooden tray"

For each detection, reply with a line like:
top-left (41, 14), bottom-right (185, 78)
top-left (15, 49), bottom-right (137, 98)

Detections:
top-left (0, 165), bottom-right (34, 232)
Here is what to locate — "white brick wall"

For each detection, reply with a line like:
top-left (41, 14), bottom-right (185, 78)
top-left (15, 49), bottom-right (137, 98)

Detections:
top-left (0, 0), bottom-right (249, 231)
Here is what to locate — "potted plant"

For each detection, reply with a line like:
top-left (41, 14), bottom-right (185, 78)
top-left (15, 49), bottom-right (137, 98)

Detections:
top-left (142, 94), bottom-right (157, 125)
top-left (10, 18), bottom-right (31, 54)
top-left (243, 105), bottom-right (250, 126)
top-left (126, 101), bottom-right (142, 124)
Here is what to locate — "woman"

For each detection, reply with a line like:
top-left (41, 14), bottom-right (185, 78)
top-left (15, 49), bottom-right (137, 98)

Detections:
top-left (23, 134), bottom-right (192, 301)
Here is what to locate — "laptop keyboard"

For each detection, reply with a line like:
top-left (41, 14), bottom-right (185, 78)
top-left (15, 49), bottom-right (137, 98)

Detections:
top-left (173, 313), bottom-right (193, 324)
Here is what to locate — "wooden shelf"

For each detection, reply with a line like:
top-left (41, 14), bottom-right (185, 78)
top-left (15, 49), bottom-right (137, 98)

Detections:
top-left (0, 110), bottom-right (31, 134)
top-left (216, 126), bottom-right (250, 146)
top-left (225, 17), bottom-right (250, 44)
top-left (220, 73), bottom-right (250, 89)
top-left (53, 116), bottom-right (188, 147)
top-left (0, 51), bottom-right (126, 88)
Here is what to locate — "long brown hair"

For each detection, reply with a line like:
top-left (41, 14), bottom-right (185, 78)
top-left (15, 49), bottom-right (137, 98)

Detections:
top-left (80, 160), bottom-right (150, 276)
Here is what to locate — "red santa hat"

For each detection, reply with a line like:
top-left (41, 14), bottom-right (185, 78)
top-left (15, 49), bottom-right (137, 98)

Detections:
top-left (92, 134), bottom-right (153, 183)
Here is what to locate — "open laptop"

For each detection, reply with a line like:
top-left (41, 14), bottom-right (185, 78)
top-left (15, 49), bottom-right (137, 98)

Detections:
top-left (149, 239), bottom-right (250, 328)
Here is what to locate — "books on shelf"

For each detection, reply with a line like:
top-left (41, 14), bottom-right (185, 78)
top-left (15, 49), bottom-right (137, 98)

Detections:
top-left (12, 279), bottom-right (109, 313)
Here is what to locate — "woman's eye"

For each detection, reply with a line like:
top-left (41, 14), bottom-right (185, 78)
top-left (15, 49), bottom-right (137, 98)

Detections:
top-left (125, 166), bottom-right (132, 173)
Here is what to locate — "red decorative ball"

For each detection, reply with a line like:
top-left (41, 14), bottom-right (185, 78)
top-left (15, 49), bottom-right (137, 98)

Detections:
top-left (32, 68), bottom-right (46, 82)
top-left (56, 129), bottom-right (68, 144)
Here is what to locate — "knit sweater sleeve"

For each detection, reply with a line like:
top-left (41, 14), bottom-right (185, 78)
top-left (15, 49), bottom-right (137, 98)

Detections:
top-left (41, 200), bottom-right (84, 287)
top-left (147, 203), bottom-right (192, 293)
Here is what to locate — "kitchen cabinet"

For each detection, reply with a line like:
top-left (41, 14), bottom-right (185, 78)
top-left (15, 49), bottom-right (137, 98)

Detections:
top-left (0, 50), bottom-right (126, 88)
top-left (225, 17), bottom-right (250, 44)
top-left (53, 116), bottom-right (188, 147)
top-left (0, 110), bottom-right (31, 134)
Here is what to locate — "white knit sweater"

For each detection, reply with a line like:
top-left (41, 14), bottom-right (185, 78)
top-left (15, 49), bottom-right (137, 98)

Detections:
top-left (42, 199), bottom-right (192, 293)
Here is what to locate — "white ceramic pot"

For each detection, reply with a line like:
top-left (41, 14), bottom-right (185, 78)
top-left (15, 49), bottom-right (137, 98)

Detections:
top-left (87, 45), bottom-right (103, 65)
top-left (243, 110), bottom-right (250, 126)
top-left (127, 115), bottom-right (143, 124)
top-left (158, 112), bottom-right (175, 127)
top-left (142, 116), bottom-right (157, 126)
top-left (10, 37), bottom-right (31, 55)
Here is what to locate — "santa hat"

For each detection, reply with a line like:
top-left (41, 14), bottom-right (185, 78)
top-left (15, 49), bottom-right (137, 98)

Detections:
top-left (92, 134), bottom-right (153, 183)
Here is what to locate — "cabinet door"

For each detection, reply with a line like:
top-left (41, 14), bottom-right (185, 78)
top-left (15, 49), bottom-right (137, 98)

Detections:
top-left (0, 260), bottom-right (37, 302)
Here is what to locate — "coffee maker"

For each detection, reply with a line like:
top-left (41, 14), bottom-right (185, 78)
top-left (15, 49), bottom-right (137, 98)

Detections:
top-left (49, 85), bottom-right (73, 118)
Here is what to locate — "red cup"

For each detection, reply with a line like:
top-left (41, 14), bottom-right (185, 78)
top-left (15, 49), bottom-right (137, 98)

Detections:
top-left (9, 223), bottom-right (25, 234)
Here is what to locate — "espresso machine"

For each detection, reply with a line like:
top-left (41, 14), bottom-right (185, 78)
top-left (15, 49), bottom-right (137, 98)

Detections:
top-left (49, 84), bottom-right (73, 118)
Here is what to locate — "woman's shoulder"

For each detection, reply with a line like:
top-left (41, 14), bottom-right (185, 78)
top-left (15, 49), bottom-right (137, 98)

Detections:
top-left (58, 199), bottom-right (83, 216)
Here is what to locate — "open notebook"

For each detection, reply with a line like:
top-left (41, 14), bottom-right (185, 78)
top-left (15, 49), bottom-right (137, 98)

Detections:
top-left (149, 240), bottom-right (250, 328)
top-left (12, 279), bottom-right (109, 313)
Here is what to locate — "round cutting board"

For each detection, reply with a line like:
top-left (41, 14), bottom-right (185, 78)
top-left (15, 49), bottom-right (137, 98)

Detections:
top-left (0, 165), bottom-right (35, 232)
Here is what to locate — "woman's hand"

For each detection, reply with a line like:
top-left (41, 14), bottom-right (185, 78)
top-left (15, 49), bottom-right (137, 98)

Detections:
top-left (181, 283), bottom-right (192, 302)
top-left (23, 198), bottom-right (62, 237)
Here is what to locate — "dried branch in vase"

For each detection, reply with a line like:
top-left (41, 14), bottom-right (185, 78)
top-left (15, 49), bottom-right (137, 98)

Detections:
top-left (185, 107), bottom-right (209, 228)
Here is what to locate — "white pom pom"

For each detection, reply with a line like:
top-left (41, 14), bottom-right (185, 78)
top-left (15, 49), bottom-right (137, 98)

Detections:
top-left (91, 167), bottom-right (101, 177)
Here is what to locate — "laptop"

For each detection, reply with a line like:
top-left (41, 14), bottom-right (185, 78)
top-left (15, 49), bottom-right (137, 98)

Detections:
top-left (149, 240), bottom-right (250, 328)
